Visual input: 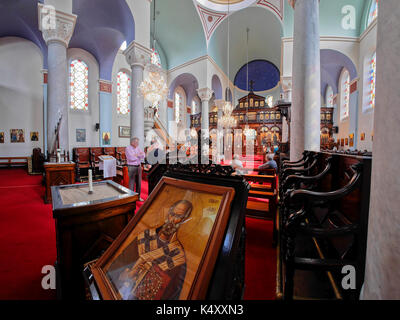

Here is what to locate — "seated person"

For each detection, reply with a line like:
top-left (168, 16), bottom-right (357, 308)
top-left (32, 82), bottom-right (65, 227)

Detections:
top-left (231, 154), bottom-right (246, 175)
top-left (258, 154), bottom-right (278, 172)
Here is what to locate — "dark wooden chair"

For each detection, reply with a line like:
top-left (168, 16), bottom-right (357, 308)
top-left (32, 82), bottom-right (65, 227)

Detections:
top-left (277, 152), bottom-right (372, 300)
top-left (73, 148), bottom-right (91, 181)
top-left (32, 148), bottom-right (45, 173)
top-left (103, 147), bottom-right (116, 158)
top-left (116, 147), bottom-right (127, 166)
top-left (89, 147), bottom-right (103, 176)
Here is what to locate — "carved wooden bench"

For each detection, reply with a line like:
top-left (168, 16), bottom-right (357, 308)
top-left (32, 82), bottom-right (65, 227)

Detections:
top-left (0, 156), bottom-right (29, 168)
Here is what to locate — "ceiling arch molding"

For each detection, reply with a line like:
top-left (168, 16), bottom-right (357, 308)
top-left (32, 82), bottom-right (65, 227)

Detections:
top-left (211, 74), bottom-right (223, 99)
top-left (169, 73), bottom-right (200, 105)
top-left (320, 49), bottom-right (358, 98)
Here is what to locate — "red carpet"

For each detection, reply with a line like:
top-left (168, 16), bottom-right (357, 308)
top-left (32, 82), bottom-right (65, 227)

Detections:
top-left (0, 168), bottom-right (276, 300)
top-left (0, 169), bottom-right (56, 300)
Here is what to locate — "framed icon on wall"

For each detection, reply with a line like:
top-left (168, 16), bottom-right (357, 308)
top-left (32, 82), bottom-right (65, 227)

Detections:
top-left (118, 126), bottom-right (131, 138)
top-left (102, 132), bottom-right (111, 145)
top-left (76, 129), bottom-right (86, 143)
top-left (30, 131), bottom-right (39, 141)
top-left (10, 129), bottom-right (24, 143)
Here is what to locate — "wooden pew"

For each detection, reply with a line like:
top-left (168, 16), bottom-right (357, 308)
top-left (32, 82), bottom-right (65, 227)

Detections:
top-left (244, 172), bottom-right (278, 221)
top-left (73, 147), bottom-right (91, 182)
top-left (277, 151), bottom-right (372, 300)
top-left (114, 165), bottom-right (129, 188)
top-left (0, 156), bottom-right (29, 168)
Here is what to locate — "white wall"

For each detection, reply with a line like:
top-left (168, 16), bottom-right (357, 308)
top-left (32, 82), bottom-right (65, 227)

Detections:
top-left (357, 19), bottom-right (377, 151)
top-left (0, 37), bottom-right (44, 157)
top-left (126, 0), bottom-right (151, 48)
top-left (67, 48), bottom-right (100, 152)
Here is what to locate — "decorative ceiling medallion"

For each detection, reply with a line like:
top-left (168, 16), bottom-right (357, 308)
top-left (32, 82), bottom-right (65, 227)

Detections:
top-left (256, 0), bottom-right (283, 20)
top-left (196, 3), bottom-right (228, 44)
top-left (209, 0), bottom-right (245, 4)
top-left (196, 0), bottom-right (257, 12)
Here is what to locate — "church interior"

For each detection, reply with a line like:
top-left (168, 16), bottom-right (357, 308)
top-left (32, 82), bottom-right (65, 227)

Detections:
top-left (0, 0), bottom-right (399, 301)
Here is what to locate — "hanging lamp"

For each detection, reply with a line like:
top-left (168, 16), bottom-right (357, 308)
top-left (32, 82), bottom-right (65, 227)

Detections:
top-left (139, 0), bottom-right (168, 107)
top-left (220, 0), bottom-right (236, 129)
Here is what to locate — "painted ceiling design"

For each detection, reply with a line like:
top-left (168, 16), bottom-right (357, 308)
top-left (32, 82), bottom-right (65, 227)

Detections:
top-left (256, 0), bottom-right (284, 20)
top-left (194, 0), bottom-right (283, 46)
top-left (195, 4), bottom-right (228, 43)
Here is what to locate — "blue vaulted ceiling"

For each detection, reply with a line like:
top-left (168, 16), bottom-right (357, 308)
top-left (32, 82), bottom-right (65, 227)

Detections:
top-left (0, 0), bottom-right (48, 68)
top-left (0, 0), bottom-right (135, 80)
top-left (320, 49), bottom-right (358, 97)
top-left (71, 0), bottom-right (135, 80)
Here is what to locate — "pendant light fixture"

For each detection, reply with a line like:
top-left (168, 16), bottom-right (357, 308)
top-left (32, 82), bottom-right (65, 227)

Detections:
top-left (243, 27), bottom-right (254, 138)
top-left (220, 0), bottom-right (236, 129)
top-left (139, 0), bottom-right (168, 108)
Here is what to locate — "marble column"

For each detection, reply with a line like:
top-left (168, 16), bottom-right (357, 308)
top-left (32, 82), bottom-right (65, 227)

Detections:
top-left (124, 42), bottom-right (151, 150)
top-left (38, 4), bottom-right (77, 154)
top-left (289, 0), bottom-right (321, 161)
top-left (197, 88), bottom-right (214, 131)
top-left (362, 0), bottom-right (400, 300)
top-left (42, 70), bottom-right (48, 154)
top-left (281, 78), bottom-right (292, 144)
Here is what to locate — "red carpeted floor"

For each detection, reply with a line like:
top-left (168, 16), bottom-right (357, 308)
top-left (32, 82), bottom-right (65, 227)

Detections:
top-left (0, 168), bottom-right (276, 300)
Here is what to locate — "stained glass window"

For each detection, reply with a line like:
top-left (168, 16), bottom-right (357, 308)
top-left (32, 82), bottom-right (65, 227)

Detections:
top-left (117, 71), bottom-right (131, 115)
top-left (367, 0), bottom-right (378, 27)
top-left (70, 59), bottom-right (88, 110)
top-left (267, 96), bottom-right (273, 107)
top-left (120, 41), bottom-right (127, 51)
top-left (151, 48), bottom-right (161, 68)
top-left (326, 86), bottom-right (334, 108)
top-left (369, 52), bottom-right (377, 110)
top-left (174, 87), bottom-right (185, 124)
top-left (340, 69), bottom-right (350, 121)
top-left (192, 97), bottom-right (200, 115)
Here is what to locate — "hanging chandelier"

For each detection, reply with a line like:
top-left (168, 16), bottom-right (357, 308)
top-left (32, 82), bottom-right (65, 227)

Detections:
top-left (139, 66), bottom-right (168, 107)
top-left (139, 0), bottom-right (168, 107)
top-left (243, 125), bottom-right (255, 138)
top-left (220, 101), bottom-right (236, 128)
top-left (219, 1), bottom-right (236, 129)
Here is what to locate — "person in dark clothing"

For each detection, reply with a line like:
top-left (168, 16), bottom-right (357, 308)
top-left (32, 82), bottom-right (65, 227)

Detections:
top-left (258, 154), bottom-right (278, 172)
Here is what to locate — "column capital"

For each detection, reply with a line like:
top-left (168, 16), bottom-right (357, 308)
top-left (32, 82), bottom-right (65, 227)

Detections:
top-left (124, 41), bottom-right (152, 68)
top-left (38, 3), bottom-right (77, 47)
top-left (197, 88), bottom-right (214, 102)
